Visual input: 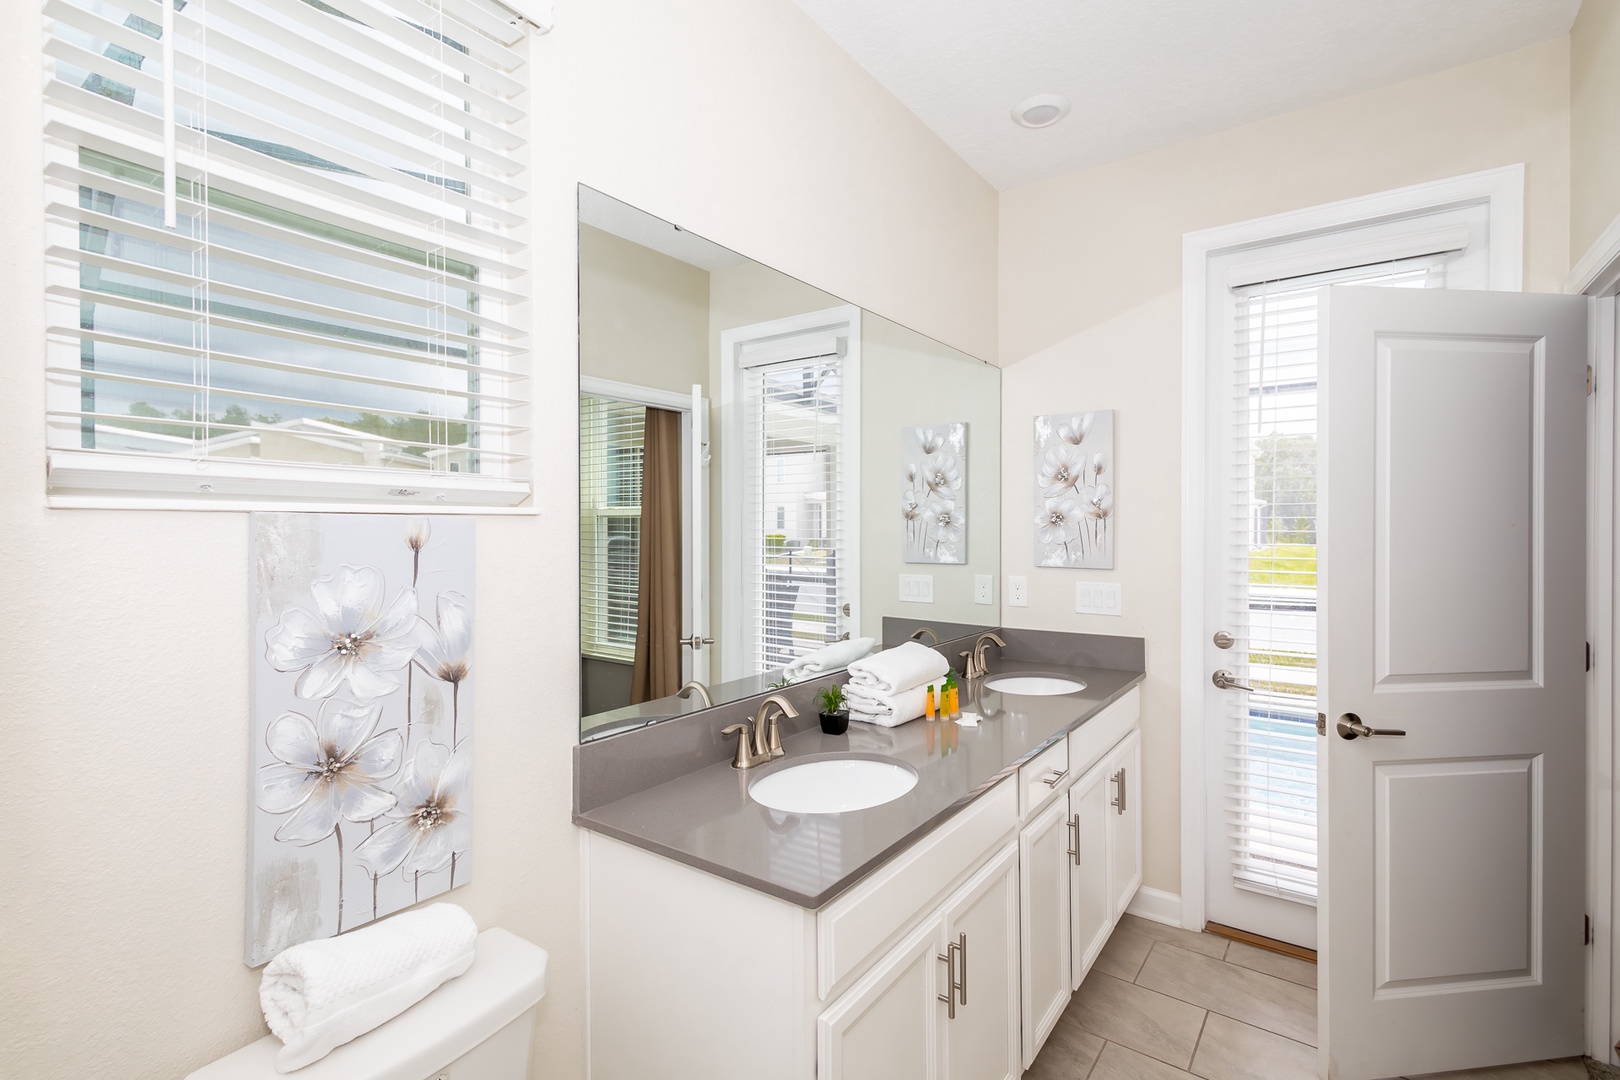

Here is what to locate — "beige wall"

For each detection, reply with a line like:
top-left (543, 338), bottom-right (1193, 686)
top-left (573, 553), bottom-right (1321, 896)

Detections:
top-left (579, 224), bottom-right (710, 395)
top-left (0, 2), bottom-right (998, 1077)
top-left (860, 314), bottom-right (1001, 634)
top-left (1572, 0), bottom-right (1620, 260)
top-left (997, 39), bottom-right (1572, 898)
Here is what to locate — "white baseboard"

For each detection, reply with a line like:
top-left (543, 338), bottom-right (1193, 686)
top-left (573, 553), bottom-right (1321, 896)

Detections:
top-left (1125, 886), bottom-right (1183, 928)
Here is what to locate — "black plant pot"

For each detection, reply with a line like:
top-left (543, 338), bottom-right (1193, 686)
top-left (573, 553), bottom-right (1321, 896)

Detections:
top-left (819, 710), bottom-right (850, 736)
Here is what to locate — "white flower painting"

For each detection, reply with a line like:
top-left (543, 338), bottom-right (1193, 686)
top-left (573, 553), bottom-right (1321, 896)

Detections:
top-left (902, 424), bottom-right (967, 564)
top-left (1035, 411), bottom-right (1114, 569)
top-left (246, 514), bottom-right (474, 966)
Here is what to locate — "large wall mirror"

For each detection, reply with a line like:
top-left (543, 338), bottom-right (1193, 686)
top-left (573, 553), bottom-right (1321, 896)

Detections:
top-left (578, 187), bottom-right (1001, 740)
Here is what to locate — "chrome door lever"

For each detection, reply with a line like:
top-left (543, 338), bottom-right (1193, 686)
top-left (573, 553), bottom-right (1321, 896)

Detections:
top-left (1211, 669), bottom-right (1254, 692)
top-left (1335, 712), bottom-right (1406, 740)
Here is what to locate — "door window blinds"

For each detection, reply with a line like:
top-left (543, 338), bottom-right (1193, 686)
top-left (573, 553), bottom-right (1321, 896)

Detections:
top-left (741, 354), bottom-right (846, 675)
top-left (1224, 256), bottom-right (1448, 903)
top-left (43, 0), bottom-right (532, 505)
top-left (579, 395), bottom-right (645, 664)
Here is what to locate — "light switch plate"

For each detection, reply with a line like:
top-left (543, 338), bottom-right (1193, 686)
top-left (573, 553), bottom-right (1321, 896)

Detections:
top-left (974, 574), bottom-right (993, 605)
top-left (899, 574), bottom-right (934, 603)
top-left (1007, 575), bottom-right (1028, 607)
top-left (1075, 581), bottom-right (1122, 616)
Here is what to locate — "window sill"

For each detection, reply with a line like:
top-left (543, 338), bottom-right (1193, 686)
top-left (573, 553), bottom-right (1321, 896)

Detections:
top-left (46, 450), bottom-right (535, 513)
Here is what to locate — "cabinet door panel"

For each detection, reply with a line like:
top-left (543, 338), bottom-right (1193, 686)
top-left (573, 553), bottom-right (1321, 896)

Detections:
top-left (1107, 729), bottom-right (1143, 922)
top-left (1019, 797), bottom-right (1073, 1068)
top-left (819, 914), bottom-right (944, 1080)
top-left (942, 844), bottom-right (1020, 1080)
top-left (1070, 760), bottom-right (1112, 989)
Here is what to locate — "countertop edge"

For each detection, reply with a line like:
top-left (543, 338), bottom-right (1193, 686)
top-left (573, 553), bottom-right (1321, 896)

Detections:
top-left (574, 670), bottom-right (1146, 910)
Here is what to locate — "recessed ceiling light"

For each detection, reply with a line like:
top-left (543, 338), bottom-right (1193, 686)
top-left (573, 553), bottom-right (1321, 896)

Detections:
top-left (1012, 93), bottom-right (1070, 129)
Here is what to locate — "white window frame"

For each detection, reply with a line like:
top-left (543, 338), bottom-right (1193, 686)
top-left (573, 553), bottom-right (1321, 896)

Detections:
top-left (1178, 164), bottom-right (1525, 935)
top-left (719, 305), bottom-right (862, 679)
top-left (41, 1), bottom-right (540, 514)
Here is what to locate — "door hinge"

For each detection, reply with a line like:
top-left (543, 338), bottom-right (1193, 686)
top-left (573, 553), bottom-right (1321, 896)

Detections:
top-left (1587, 914), bottom-right (1594, 945)
top-left (1588, 641), bottom-right (1593, 673)
top-left (1588, 365), bottom-right (1595, 397)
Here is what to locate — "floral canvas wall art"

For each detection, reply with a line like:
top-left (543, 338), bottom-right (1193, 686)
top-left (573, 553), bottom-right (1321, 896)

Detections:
top-left (1034, 411), bottom-right (1114, 569)
top-left (901, 424), bottom-right (967, 564)
top-left (246, 513), bottom-right (474, 966)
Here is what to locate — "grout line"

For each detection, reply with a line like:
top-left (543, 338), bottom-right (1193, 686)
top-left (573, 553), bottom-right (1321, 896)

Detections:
top-left (1203, 1008), bottom-right (1317, 1052)
top-left (1188, 1009), bottom-right (1211, 1073)
top-left (1080, 1038), bottom-right (1105, 1080)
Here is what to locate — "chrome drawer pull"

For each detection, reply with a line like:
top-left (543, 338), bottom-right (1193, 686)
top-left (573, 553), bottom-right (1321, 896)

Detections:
top-left (1040, 768), bottom-right (1069, 788)
top-left (1067, 814), bottom-right (1080, 865)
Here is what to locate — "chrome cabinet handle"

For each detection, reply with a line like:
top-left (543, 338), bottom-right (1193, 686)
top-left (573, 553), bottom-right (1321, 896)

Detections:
top-left (936, 937), bottom-right (962, 1019)
top-left (1040, 768), bottom-right (1069, 788)
top-left (1067, 814), bottom-right (1080, 865)
top-left (1211, 669), bottom-right (1254, 692)
top-left (958, 931), bottom-right (968, 1006)
top-left (1112, 769), bottom-right (1127, 815)
top-left (1336, 712), bottom-right (1406, 740)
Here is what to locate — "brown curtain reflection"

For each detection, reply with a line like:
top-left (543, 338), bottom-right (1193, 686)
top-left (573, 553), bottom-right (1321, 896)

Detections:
top-left (630, 407), bottom-right (683, 704)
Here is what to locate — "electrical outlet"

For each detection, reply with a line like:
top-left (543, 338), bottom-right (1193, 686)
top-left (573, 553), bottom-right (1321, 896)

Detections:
top-left (899, 574), bottom-right (934, 603)
top-left (1075, 581), bottom-right (1122, 616)
top-left (974, 574), bottom-right (993, 605)
top-left (1007, 575), bottom-right (1028, 607)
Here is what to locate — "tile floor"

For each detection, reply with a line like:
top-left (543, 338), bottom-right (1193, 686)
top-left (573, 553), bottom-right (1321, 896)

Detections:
top-left (1025, 914), bottom-right (1587, 1080)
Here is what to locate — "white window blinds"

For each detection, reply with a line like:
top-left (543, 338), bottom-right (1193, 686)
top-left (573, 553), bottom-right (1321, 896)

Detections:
top-left (1223, 256), bottom-right (1448, 903)
top-left (579, 395), bottom-right (644, 664)
top-left (43, 0), bottom-right (533, 506)
top-left (740, 353), bottom-right (847, 675)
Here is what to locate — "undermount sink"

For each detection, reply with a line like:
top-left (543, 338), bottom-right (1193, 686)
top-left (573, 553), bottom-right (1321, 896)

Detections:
top-left (984, 674), bottom-right (1087, 696)
top-left (748, 758), bottom-right (918, 814)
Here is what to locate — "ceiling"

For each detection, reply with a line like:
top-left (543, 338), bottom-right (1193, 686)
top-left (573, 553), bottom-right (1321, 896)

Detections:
top-left (791, 0), bottom-right (1582, 190)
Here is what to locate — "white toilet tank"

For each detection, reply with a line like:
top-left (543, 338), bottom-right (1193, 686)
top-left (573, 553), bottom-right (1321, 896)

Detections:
top-left (188, 929), bottom-right (549, 1080)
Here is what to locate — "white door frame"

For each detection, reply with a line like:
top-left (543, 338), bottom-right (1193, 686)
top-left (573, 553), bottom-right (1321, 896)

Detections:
top-left (1178, 165), bottom-right (1526, 936)
top-left (1569, 211), bottom-right (1620, 1066)
top-left (719, 305), bottom-right (863, 679)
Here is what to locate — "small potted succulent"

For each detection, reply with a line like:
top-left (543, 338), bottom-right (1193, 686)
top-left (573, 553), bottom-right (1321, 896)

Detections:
top-left (817, 684), bottom-right (850, 736)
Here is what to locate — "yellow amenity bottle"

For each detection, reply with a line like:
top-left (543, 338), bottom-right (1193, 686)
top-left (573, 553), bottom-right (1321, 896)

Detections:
top-left (926, 684), bottom-right (936, 720)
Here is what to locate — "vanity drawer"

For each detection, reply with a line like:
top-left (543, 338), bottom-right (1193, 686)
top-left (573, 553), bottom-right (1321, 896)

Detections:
top-left (816, 777), bottom-right (1017, 1000)
top-left (1069, 686), bottom-right (1141, 777)
top-left (1018, 737), bottom-right (1071, 819)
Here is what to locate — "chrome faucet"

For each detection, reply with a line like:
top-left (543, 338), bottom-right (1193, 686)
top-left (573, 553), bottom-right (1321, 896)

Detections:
top-left (676, 680), bottom-right (713, 709)
top-left (721, 693), bottom-right (799, 770)
top-left (961, 632), bottom-right (1006, 681)
top-left (910, 626), bottom-right (939, 645)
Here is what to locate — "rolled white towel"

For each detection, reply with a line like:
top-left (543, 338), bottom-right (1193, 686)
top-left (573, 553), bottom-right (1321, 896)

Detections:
top-left (259, 903), bottom-right (478, 1073)
top-left (847, 641), bottom-right (950, 695)
top-left (784, 636), bottom-right (877, 681)
top-left (846, 683), bottom-right (929, 728)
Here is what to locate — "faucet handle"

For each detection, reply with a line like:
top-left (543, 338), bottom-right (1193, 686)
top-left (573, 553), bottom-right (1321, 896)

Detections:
top-left (721, 722), bottom-right (758, 770)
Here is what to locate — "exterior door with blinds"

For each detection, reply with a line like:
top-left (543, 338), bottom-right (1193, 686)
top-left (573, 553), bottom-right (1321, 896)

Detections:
top-left (1202, 236), bottom-right (1485, 948)
top-left (579, 394), bottom-right (648, 669)
top-left (721, 307), bottom-right (861, 680)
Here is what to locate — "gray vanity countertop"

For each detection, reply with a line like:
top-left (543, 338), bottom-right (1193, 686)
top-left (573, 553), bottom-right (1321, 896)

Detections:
top-left (573, 661), bottom-right (1146, 909)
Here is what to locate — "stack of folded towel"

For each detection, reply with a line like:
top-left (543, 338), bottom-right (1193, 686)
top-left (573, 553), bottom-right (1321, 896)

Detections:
top-left (845, 641), bottom-right (951, 727)
top-left (259, 903), bottom-right (478, 1072)
top-left (783, 636), bottom-right (877, 681)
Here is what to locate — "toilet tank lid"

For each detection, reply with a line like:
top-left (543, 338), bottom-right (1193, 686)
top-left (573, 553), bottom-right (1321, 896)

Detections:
top-left (186, 928), bottom-right (548, 1080)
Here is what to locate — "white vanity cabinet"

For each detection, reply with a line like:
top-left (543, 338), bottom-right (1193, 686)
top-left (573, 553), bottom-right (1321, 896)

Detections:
top-left (1016, 687), bottom-right (1144, 1064)
top-left (582, 685), bottom-right (1142, 1080)
top-left (820, 844), bottom-right (1021, 1080)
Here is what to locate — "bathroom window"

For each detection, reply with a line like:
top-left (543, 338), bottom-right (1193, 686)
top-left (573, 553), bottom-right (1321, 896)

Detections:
top-left (580, 395), bottom-right (646, 663)
top-left (42, 0), bottom-right (535, 507)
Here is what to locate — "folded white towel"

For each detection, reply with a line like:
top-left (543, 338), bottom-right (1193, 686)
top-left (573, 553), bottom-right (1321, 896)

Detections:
top-left (847, 683), bottom-right (929, 728)
top-left (260, 903), bottom-right (478, 1073)
top-left (846, 641), bottom-right (950, 695)
top-left (784, 636), bottom-right (877, 681)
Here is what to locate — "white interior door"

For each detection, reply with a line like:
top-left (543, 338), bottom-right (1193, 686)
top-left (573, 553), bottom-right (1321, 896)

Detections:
top-left (689, 383), bottom-right (711, 684)
top-left (1320, 285), bottom-right (1587, 1078)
